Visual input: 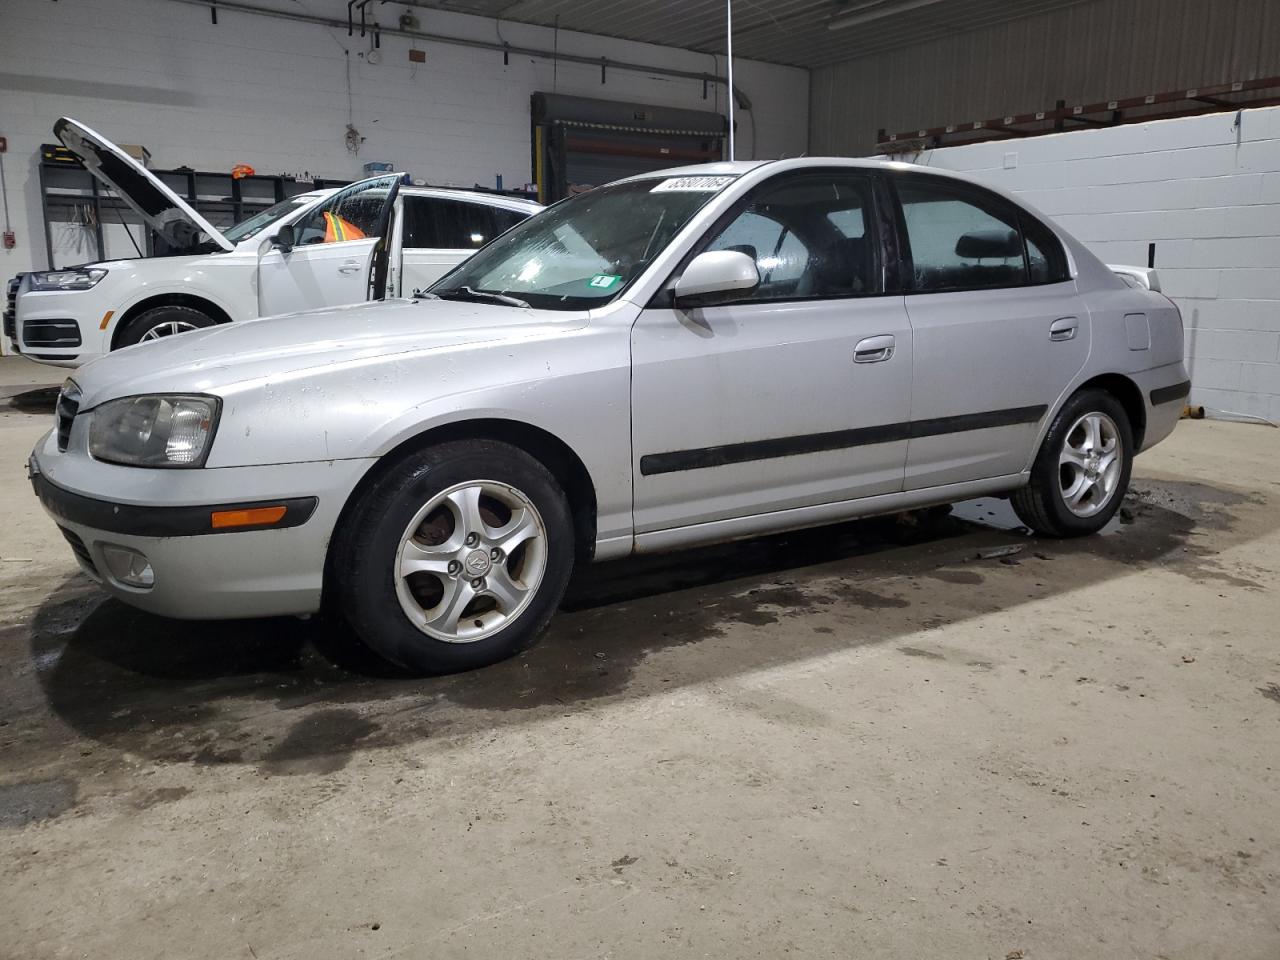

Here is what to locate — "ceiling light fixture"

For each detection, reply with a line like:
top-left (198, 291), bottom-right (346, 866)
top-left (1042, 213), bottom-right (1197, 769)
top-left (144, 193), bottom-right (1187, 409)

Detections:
top-left (827, 0), bottom-right (951, 31)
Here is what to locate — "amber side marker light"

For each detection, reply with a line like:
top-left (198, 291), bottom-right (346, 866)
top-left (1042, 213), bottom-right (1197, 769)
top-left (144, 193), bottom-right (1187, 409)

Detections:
top-left (211, 505), bottom-right (288, 529)
top-left (99, 310), bottom-right (114, 331)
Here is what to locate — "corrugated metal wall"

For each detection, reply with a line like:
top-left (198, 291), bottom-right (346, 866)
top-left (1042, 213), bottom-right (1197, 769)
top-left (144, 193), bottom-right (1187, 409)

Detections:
top-left (810, 0), bottom-right (1280, 156)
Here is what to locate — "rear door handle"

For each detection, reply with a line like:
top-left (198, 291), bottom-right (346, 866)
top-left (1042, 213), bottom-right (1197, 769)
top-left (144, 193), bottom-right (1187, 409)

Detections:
top-left (854, 335), bottom-right (895, 363)
top-left (1050, 317), bottom-right (1078, 341)
top-left (338, 260), bottom-right (362, 274)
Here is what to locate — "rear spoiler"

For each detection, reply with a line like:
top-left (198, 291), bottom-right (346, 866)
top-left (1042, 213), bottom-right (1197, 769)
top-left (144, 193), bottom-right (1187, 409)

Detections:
top-left (1107, 264), bottom-right (1161, 292)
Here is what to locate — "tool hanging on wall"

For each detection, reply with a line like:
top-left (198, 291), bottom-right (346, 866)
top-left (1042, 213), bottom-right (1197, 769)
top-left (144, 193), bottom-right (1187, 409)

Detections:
top-left (56, 202), bottom-right (95, 261)
top-left (344, 49), bottom-right (364, 154)
top-left (0, 138), bottom-right (14, 249)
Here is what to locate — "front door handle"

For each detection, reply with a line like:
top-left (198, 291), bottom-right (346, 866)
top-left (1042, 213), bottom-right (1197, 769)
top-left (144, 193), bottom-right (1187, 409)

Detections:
top-left (854, 335), bottom-right (896, 363)
top-left (1050, 317), bottom-right (1078, 341)
top-left (338, 260), bottom-right (362, 274)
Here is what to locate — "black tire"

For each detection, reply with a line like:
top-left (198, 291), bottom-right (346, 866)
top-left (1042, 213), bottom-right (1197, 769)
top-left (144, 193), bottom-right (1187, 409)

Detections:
top-left (1012, 388), bottom-right (1134, 537)
top-left (331, 439), bottom-right (575, 674)
top-left (116, 304), bottom-right (219, 348)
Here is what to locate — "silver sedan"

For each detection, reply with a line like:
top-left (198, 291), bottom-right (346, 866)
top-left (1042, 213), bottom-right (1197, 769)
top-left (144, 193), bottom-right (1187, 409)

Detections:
top-left (30, 158), bottom-right (1189, 673)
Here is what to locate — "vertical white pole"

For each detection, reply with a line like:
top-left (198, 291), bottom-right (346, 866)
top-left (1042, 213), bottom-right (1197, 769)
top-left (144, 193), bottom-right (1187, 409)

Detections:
top-left (726, 0), bottom-right (735, 161)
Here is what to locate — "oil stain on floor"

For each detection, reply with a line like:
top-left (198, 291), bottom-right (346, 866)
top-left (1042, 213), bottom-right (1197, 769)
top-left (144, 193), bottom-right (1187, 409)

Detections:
top-left (4, 478), bottom-right (1272, 785)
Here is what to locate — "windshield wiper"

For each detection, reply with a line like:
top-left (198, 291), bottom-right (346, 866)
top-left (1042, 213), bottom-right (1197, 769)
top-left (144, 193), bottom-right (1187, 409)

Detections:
top-left (435, 285), bottom-right (531, 309)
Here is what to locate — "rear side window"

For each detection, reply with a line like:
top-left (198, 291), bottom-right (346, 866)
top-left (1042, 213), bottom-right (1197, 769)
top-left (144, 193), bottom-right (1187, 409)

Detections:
top-left (491, 207), bottom-right (530, 236)
top-left (701, 173), bottom-right (881, 302)
top-left (403, 197), bottom-right (528, 249)
top-left (895, 178), bottom-right (1067, 291)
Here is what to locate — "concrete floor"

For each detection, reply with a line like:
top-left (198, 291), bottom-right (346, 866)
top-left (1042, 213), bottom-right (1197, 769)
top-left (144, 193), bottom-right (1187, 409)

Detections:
top-left (1, 354), bottom-right (1277, 959)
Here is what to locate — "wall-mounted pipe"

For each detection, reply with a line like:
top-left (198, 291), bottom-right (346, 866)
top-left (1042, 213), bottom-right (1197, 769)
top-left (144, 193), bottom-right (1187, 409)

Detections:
top-left (166, 0), bottom-right (730, 89)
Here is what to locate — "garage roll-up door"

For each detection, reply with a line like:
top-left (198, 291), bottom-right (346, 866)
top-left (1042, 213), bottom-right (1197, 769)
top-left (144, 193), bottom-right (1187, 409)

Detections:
top-left (531, 93), bottom-right (728, 204)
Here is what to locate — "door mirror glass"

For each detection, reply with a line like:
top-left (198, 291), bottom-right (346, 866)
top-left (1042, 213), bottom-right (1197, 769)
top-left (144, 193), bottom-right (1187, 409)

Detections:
top-left (271, 223), bottom-right (296, 253)
top-left (673, 250), bottom-right (760, 308)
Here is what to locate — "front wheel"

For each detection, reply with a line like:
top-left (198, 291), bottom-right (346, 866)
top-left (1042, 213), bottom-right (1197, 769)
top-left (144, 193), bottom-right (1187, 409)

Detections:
top-left (331, 440), bottom-right (575, 674)
top-left (116, 304), bottom-right (218, 347)
top-left (1011, 389), bottom-right (1134, 537)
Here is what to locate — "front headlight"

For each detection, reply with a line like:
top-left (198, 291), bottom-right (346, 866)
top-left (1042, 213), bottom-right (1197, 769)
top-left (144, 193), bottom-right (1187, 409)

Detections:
top-left (88, 395), bottom-right (220, 468)
top-left (28, 268), bottom-right (108, 291)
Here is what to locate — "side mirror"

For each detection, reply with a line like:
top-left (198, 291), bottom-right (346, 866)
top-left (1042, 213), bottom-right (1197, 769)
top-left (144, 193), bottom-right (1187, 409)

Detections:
top-left (672, 250), bottom-right (760, 309)
top-left (271, 223), bottom-right (296, 253)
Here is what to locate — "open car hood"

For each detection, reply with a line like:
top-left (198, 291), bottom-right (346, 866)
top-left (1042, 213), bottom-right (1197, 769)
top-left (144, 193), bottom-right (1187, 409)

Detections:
top-left (54, 117), bottom-right (236, 254)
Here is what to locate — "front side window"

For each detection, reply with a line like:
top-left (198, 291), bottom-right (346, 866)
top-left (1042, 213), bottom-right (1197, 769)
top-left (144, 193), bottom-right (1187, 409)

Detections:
top-left (221, 196), bottom-right (313, 243)
top-left (896, 177), bottom-right (1068, 291)
top-left (702, 174), bottom-right (880, 302)
top-left (430, 176), bottom-right (735, 310)
top-left (710, 211), bottom-right (808, 288)
top-left (295, 176), bottom-right (397, 245)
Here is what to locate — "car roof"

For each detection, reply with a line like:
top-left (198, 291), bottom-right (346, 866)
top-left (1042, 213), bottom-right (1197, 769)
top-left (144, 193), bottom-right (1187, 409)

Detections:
top-left (292, 185), bottom-right (539, 211)
top-left (630, 157), bottom-right (896, 180)
top-left (624, 156), bottom-right (982, 183)
top-left (620, 156), bottom-right (1045, 207)
top-left (401, 186), bottom-right (541, 211)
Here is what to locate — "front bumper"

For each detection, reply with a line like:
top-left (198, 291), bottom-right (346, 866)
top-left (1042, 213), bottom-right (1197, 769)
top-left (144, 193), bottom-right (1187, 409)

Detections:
top-left (30, 431), bottom-right (376, 620)
top-left (14, 281), bottom-right (110, 366)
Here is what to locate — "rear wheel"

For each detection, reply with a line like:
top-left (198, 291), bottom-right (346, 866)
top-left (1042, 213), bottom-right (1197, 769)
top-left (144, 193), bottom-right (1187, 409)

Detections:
top-left (116, 304), bottom-right (218, 347)
top-left (1011, 389), bottom-right (1133, 537)
top-left (332, 440), bottom-right (575, 674)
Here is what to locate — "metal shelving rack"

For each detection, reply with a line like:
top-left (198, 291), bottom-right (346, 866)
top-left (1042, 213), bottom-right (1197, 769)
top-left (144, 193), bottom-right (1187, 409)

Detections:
top-left (37, 149), bottom-right (351, 269)
top-left (875, 74), bottom-right (1280, 154)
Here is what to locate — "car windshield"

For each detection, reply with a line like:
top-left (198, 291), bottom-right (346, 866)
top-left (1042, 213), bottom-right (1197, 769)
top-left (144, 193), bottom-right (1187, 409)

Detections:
top-left (221, 196), bottom-right (316, 243)
top-left (427, 175), bottom-right (738, 310)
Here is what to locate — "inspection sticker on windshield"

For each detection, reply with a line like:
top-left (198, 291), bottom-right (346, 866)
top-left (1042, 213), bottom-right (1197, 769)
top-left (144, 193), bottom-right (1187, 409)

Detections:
top-left (588, 274), bottom-right (621, 289)
top-left (650, 175), bottom-right (737, 193)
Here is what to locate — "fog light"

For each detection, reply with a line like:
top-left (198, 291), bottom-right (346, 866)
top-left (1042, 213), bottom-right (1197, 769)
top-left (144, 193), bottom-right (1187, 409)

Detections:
top-left (100, 544), bottom-right (155, 588)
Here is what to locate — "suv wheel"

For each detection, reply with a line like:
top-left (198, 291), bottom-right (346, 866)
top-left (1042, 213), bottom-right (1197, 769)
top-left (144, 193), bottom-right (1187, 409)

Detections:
top-left (117, 304), bottom-right (218, 347)
top-left (332, 440), bottom-right (575, 674)
top-left (1011, 388), bottom-right (1134, 537)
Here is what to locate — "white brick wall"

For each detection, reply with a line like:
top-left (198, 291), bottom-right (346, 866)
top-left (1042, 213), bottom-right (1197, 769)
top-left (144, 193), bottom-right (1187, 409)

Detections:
top-left (913, 106), bottom-right (1280, 422)
top-left (0, 0), bottom-right (808, 284)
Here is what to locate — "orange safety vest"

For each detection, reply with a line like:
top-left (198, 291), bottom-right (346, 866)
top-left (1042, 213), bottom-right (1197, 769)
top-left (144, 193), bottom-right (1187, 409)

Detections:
top-left (323, 211), bottom-right (366, 242)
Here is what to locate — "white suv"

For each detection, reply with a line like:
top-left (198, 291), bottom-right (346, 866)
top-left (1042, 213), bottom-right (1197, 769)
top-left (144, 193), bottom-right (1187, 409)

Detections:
top-left (6, 118), bottom-right (540, 367)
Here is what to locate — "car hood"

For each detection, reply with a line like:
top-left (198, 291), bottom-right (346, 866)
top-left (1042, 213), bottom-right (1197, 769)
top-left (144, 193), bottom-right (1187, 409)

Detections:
top-left (72, 298), bottom-right (587, 408)
top-left (54, 117), bottom-right (236, 254)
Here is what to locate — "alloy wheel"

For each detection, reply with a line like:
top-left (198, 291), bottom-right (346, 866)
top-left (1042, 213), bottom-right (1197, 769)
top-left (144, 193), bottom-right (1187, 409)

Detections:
top-left (1058, 411), bottom-right (1123, 518)
top-left (394, 480), bottom-right (548, 643)
top-left (139, 320), bottom-right (200, 341)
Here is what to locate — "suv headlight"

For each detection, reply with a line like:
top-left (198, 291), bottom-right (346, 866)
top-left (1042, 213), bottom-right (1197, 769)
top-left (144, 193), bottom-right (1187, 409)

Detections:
top-left (89, 395), bottom-right (220, 468)
top-left (28, 268), bottom-right (107, 291)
